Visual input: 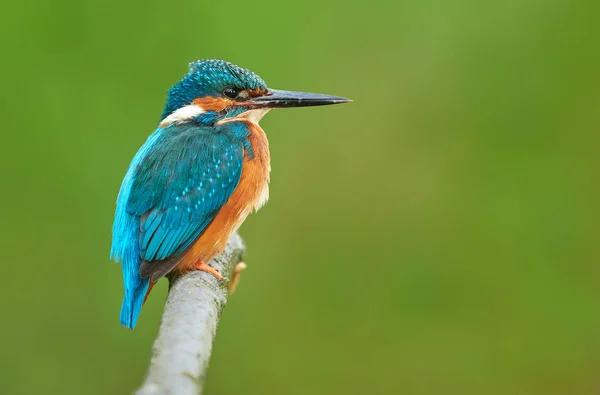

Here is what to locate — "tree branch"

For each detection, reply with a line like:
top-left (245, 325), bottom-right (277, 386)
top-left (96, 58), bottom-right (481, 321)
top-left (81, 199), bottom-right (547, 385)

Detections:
top-left (136, 233), bottom-right (246, 395)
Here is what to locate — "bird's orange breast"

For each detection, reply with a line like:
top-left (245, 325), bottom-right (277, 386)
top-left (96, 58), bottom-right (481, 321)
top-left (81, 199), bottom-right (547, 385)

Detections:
top-left (175, 119), bottom-right (270, 273)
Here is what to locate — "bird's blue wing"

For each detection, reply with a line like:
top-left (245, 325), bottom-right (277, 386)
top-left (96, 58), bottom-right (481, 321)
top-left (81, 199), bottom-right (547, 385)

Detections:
top-left (126, 123), bottom-right (244, 279)
top-left (111, 122), bottom-right (245, 328)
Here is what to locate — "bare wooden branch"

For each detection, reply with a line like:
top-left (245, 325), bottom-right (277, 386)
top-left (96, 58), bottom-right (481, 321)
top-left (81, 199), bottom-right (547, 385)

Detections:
top-left (135, 233), bottom-right (246, 395)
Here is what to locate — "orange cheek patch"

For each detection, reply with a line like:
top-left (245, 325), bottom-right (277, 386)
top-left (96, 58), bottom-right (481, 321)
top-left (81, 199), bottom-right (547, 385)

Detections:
top-left (193, 97), bottom-right (233, 112)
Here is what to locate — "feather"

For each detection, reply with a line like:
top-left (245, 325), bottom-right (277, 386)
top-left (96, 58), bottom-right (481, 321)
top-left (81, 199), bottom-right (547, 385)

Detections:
top-left (111, 121), bottom-right (247, 328)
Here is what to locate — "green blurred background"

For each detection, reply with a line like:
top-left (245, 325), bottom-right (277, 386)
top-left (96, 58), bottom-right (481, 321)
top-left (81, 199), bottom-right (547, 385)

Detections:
top-left (1, 0), bottom-right (599, 394)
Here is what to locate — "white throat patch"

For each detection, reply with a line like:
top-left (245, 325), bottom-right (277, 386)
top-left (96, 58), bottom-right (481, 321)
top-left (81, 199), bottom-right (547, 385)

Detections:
top-left (240, 108), bottom-right (271, 123)
top-left (217, 108), bottom-right (271, 125)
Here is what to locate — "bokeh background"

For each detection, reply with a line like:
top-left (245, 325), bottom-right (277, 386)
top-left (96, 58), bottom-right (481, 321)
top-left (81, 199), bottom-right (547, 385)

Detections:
top-left (1, 0), bottom-right (599, 394)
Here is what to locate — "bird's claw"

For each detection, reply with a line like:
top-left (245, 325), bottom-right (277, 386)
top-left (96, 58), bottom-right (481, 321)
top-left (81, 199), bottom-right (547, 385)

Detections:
top-left (195, 260), bottom-right (222, 280)
top-left (228, 262), bottom-right (247, 295)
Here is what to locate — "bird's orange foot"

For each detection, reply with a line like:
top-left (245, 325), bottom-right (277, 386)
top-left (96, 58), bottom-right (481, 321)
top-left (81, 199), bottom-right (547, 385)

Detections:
top-left (195, 260), bottom-right (222, 280)
top-left (228, 262), bottom-right (247, 295)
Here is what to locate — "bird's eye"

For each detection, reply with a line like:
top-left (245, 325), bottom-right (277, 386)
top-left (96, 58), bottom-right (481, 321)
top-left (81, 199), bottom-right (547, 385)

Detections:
top-left (223, 87), bottom-right (240, 99)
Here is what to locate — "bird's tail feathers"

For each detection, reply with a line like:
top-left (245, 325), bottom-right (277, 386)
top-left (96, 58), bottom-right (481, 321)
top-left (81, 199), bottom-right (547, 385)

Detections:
top-left (120, 277), bottom-right (150, 329)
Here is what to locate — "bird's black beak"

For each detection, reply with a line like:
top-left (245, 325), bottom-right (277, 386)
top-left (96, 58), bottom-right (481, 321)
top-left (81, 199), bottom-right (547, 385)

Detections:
top-left (249, 89), bottom-right (351, 108)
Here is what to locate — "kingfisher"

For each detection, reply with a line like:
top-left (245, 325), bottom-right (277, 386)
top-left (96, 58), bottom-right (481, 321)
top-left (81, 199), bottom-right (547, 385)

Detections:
top-left (110, 59), bottom-right (349, 329)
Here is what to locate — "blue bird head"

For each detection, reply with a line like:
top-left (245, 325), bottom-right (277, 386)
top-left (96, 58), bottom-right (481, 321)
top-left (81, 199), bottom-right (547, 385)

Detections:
top-left (160, 59), bottom-right (350, 125)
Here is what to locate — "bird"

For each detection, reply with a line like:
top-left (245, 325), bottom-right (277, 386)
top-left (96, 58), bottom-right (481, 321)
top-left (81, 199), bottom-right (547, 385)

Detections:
top-left (110, 59), bottom-right (349, 329)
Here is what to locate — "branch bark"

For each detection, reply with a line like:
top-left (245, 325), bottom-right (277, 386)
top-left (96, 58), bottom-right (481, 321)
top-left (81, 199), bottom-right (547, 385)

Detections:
top-left (136, 233), bottom-right (246, 395)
